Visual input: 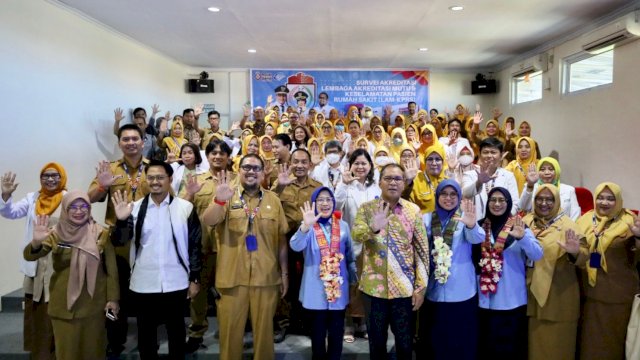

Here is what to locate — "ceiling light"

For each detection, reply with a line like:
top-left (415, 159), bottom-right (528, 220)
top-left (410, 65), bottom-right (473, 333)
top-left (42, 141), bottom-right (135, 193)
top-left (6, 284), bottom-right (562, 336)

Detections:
top-left (449, 5), bottom-right (464, 11)
top-left (247, 49), bottom-right (257, 53)
top-left (418, 48), bottom-right (428, 52)
top-left (207, 7), bottom-right (220, 12)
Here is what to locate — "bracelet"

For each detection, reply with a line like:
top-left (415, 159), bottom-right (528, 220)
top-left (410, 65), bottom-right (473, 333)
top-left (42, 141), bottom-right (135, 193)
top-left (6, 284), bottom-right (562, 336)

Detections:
top-left (97, 184), bottom-right (108, 192)
top-left (213, 198), bottom-right (227, 206)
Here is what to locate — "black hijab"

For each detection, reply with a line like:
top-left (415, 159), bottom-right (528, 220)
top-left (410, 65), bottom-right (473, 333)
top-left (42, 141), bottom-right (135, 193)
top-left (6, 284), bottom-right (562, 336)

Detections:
top-left (478, 187), bottom-right (513, 239)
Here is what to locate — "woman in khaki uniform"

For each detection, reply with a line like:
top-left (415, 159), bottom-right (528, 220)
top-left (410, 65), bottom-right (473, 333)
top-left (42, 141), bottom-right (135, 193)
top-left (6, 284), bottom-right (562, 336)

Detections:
top-left (576, 182), bottom-right (640, 360)
top-left (523, 184), bottom-right (588, 360)
top-left (24, 190), bottom-right (119, 360)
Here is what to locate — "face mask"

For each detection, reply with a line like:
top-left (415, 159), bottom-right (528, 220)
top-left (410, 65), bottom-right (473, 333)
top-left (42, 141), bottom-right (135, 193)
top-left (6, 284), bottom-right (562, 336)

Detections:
top-left (326, 153), bottom-right (341, 165)
top-left (335, 125), bottom-right (345, 132)
top-left (364, 110), bottom-right (373, 118)
top-left (282, 122), bottom-right (290, 128)
top-left (393, 138), bottom-right (403, 146)
top-left (375, 156), bottom-right (393, 166)
top-left (458, 155), bottom-right (474, 166)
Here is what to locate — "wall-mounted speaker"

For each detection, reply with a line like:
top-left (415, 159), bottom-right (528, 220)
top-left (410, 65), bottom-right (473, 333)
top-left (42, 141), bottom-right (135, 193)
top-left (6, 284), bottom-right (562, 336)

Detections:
top-left (187, 79), bottom-right (214, 93)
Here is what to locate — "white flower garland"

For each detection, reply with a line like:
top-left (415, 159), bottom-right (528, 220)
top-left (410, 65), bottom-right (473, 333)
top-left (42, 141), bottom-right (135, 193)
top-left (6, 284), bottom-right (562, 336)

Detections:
top-left (431, 236), bottom-right (453, 284)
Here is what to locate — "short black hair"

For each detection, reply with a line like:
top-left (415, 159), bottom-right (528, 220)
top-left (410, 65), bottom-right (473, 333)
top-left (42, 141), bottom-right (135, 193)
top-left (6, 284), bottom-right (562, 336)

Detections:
top-left (430, 108), bottom-right (438, 114)
top-left (273, 133), bottom-right (292, 150)
top-left (118, 124), bottom-right (143, 139)
top-left (291, 148), bottom-right (311, 161)
top-left (318, 92), bottom-right (329, 99)
top-left (133, 107), bottom-right (146, 116)
top-left (380, 163), bottom-right (405, 179)
top-left (183, 108), bottom-right (195, 116)
top-left (205, 139), bottom-right (232, 156)
top-left (408, 101), bottom-right (416, 107)
top-left (348, 149), bottom-right (375, 186)
top-left (479, 137), bottom-right (504, 152)
top-left (240, 154), bottom-right (264, 169)
top-left (324, 140), bottom-right (342, 153)
top-left (208, 110), bottom-right (220, 118)
top-left (448, 118), bottom-right (462, 127)
top-left (179, 143), bottom-right (203, 166)
top-left (145, 159), bottom-right (173, 177)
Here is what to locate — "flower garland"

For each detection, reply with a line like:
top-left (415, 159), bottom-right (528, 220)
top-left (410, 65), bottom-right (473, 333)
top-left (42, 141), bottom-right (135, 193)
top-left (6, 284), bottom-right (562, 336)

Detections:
top-left (313, 215), bottom-right (344, 302)
top-left (479, 217), bottom-right (514, 294)
top-left (430, 210), bottom-right (460, 284)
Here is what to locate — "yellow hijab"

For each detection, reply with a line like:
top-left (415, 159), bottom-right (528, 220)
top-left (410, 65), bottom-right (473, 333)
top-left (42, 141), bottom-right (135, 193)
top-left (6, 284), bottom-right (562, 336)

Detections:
top-left (164, 120), bottom-right (187, 155)
top-left (389, 127), bottom-right (408, 163)
top-left (370, 125), bottom-right (388, 148)
top-left (524, 184), bottom-right (580, 307)
top-left (36, 162), bottom-right (67, 216)
top-left (418, 124), bottom-right (437, 156)
top-left (537, 157), bottom-right (561, 186)
top-left (241, 134), bottom-right (259, 155)
top-left (506, 136), bottom-right (538, 194)
top-left (390, 114), bottom-right (406, 133)
top-left (355, 136), bottom-right (370, 151)
top-left (577, 182), bottom-right (635, 286)
top-left (307, 137), bottom-right (324, 159)
top-left (423, 145), bottom-right (448, 181)
top-left (259, 135), bottom-right (275, 161)
top-left (405, 123), bottom-right (420, 143)
top-left (320, 120), bottom-right (335, 143)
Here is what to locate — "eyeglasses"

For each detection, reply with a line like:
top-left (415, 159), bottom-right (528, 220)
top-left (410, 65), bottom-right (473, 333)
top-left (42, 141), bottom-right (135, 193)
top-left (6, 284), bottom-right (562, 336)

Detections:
top-left (439, 191), bottom-right (458, 199)
top-left (240, 165), bottom-right (263, 173)
top-left (68, 204), bottom-right (90, 213)
top-left (489, 198), bottom-right (507, 204)
top-left (426, 157), bottom-right (443, 163)
top-left (315, 197), bottom-right (333, 204)
top-left (40, 174), bottom-right (61, 180)
top-left (535, 197), bottom-right (555, 205)
top-left (147, 175), bottom-right (168, 182)
top-left (382, 176), bottom-right (405, 184)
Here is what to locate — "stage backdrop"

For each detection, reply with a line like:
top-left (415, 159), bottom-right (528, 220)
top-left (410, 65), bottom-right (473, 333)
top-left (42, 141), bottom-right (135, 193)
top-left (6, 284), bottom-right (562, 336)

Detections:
top-left (250, 69), bottom-right (429, 117)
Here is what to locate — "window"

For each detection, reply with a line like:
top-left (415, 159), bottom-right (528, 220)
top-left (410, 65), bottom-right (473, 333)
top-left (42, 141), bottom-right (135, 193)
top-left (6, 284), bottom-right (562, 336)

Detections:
top-left (564, 50), bottom-right (614, 93)
top-left (513, 71), bottom-right (542, 104)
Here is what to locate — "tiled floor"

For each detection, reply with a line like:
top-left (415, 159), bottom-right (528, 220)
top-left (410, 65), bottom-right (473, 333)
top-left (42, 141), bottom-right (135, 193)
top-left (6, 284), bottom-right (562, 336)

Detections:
top-left (0, 312), bottom-right (397, 359)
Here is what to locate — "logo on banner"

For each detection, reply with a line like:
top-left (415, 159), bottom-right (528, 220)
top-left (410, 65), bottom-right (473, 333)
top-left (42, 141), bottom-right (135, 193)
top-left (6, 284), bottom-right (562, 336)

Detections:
top-left (286, 72), bottom-right (317, 109)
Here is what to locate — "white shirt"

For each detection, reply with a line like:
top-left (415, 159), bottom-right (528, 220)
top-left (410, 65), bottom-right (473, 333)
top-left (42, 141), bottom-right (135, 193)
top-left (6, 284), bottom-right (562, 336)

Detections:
top-left (439, 136), bottom-right (472, 160)
top-left (130, 194), bottom-right (189, 293)
top-left (518, 183), bottom-right (581, 221)
top-left (462, 167), bottom-right (520, 219)
top-left (313, 104), bottom-right (336, 115)
top-left (311, 159), bottom-right (343, 191)
top-left (170, 160), bottom-right (209, 195)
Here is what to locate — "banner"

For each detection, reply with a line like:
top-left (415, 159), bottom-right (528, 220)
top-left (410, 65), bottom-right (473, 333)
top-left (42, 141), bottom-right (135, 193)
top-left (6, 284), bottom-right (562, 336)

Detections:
top-left (250, 69), bottom-right (429, 117)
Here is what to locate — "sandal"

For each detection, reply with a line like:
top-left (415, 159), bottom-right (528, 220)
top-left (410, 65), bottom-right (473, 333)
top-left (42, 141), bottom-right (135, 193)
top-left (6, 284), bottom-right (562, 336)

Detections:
top-left (343, 334), bottom-right (355, 343)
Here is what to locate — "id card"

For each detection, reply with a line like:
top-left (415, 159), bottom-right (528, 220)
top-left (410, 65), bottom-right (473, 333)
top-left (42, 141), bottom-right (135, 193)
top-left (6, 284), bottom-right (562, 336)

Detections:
top-left (589, 252), bottom-right (602, 268)
top-left (246, 234), bottom-right (258, 252)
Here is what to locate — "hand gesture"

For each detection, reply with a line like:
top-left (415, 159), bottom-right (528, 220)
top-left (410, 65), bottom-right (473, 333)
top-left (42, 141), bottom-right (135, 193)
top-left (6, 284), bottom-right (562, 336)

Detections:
top-left (185, 173), bottom-right (203, 197)
top-left (151, 103), bottom-right (160, 116)
top-left (629, 213), bottom-right (640, 238)
top-left (310, 148), bottom-right (322, 166)
top-left (446, 153), bottom-right (458, 170)
top-left (505, 123), bottom-right (515, 138)
top-left (404, 158), bottom-right (419, 182)
top-left (371, 200), bottom-right (393, 233)
top-left (348, 139), bottom-right (357, 154)
top-left (473, 111), bottom-right (483, 125)
top-left (166, 149), bottom-right (180, 163)
top-left (475, 163), bottom-right (498, 185)
top-left (463, 106), bottom-right (471, 118)
top-left (194, 103), bottom-right (204, 118)
top-left (341, 164), bottom-right (356, 184)
top-left (191, 132), bottom-right (202, 147)
top-left (230, 121), bottom-right (241, 131)
top-left (111, 190), bottom-right (133, 220)
top-left (159, 117), bottom-right (168, 133)
top-left (1, 172), bottom-right (19, 197)
top-left (448, 129), bottom-right (458, 143)
top-left (114, 108), bottom-right (125, 122)
top-left (525, 163), bottom-right (539, 187)
top-left (188, 282), bottom-right (200, 299)
top-left (492, 107), bottom-right (503, 120)
top-left (32, 215), bottom-right (52, 245)
top-left (267, 95), bottom-right (273, 105)
top-left (263, 159), bottom-right (274, 176)
top-left (242, 104), bottom-right (251, 117)
top-left (105, 301), bottom-right (120, 320)
top-left (453, 199), bottom-right (476, 228)
top-left (95, 161), bottom-right (122, 188)
top-left (384, 104), bottom-right (393, 116)
top-left (164, 110), bottom-right (171, 122)
top-left (277, 164), bottom-right (293, 186)
top-left (558, 229), bottom-right (581, 255)
top-left (300, 201), bottom-right (321, 230)
top-left (215, 170), bottom-right (235, 202)
top-left (508, 216), bottom-right (526, 239)
top-left (411, 139), bottom-right (421, 150)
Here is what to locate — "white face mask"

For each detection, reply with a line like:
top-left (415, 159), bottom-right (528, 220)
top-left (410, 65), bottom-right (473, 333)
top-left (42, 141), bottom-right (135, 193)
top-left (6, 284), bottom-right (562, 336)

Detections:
top-left (393, 138), bottom-right (403, 146)
top-left (326, 153), bottom-right (341, 165)
top-left (375, 156), bottom-right (393, 166)
top-left (458, 154), bottom-right (474, 166)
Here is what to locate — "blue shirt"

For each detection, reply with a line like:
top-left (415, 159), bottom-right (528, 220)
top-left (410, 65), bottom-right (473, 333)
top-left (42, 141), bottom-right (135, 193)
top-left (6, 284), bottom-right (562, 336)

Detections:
top-left (477, 228), bottom-right (543, 310)
top-left (424, 213), bottom-right (485, 302)
top-left (290, 220), bottom-right (357, 310)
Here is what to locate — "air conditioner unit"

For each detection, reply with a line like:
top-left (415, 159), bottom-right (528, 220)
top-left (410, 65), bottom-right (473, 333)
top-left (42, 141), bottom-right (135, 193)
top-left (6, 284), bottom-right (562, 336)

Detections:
top-left (581, 11), bottom-right (640, 54)
top-left (511, 54), bottom-right (549, 78)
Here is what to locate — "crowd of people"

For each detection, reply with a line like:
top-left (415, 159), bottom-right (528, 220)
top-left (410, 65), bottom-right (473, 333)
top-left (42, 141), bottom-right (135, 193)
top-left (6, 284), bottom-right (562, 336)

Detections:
top-left (2, 90), bottom-right (640, 360)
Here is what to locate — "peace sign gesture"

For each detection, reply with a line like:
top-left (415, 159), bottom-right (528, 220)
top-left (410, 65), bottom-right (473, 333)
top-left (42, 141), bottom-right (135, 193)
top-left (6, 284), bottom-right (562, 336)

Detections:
top-left (299, 201), bottom-right (321, 232)
top-left (509, 216), bottom-right (526, 239)
top-left (111, 190), bottom-right (133, 221)
top-left (371, 200), bottom-right (393, 233)
top-left (558, 229), bottom-right (581, 255)
top-left (215, 170), bottom-right (235, 202)
top-left (453, 199), bottom-right (476, 228)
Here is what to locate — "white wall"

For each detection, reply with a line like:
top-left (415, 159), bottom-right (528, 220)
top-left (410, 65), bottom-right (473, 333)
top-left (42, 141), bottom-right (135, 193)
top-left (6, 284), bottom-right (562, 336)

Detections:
top-left (492, 39), bottom-right (640, 209)
top-left (187, 70), bottom-right (249, 129)
top-left (0, 0), bottom-right (189, 297)
top-left (429, 71), bottom-right (497, 115)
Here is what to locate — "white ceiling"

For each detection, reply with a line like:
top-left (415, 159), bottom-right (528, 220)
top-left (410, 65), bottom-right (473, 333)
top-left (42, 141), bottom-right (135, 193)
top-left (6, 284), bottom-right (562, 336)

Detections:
top-left (55, 0), bottom-right (637, 70)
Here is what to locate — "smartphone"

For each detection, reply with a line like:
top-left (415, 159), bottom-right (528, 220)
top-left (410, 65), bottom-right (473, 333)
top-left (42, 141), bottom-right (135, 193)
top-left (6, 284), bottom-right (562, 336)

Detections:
top-left (106, 309), bottom-right (117, 321)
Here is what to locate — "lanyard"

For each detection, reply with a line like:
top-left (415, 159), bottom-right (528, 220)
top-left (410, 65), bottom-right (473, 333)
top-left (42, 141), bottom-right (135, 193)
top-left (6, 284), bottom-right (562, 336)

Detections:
top-left (424, 172), bottom-right (435, 194)
top-left (239, 189), bottom-right (263, 234)
top-left (591, 214), bottom-right (616, 251)
top-left (532, 212), bottom-right (565, 236)
top-left (122, 161), bottom-right (144, 196)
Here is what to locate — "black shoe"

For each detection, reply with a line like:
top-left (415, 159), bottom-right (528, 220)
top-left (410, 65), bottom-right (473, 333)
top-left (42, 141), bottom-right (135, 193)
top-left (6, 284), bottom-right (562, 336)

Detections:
top-left (185, 337), bottom-right (204, 353)
top-left (106, 344), bottom-right (125, 359)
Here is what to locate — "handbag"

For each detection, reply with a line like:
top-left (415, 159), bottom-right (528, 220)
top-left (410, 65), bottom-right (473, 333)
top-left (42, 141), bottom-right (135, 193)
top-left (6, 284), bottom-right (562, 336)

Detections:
top-left (626, 294), bottom-right (640, 360)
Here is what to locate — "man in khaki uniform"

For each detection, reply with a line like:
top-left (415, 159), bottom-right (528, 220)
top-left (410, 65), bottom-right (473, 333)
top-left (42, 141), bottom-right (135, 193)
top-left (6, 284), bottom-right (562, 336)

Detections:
top-left (182, 139), bottom-right (237, 352)
top-left (263, 133), bottom-right (292, 190)
top-left (203, 154), bottom-right (288, 360)
top-left (272, 148), bottom-right (321, 336)
top-left (201, 110), bottom-right (226, 150)
top-left (87, 124), bottom-right (150, 356)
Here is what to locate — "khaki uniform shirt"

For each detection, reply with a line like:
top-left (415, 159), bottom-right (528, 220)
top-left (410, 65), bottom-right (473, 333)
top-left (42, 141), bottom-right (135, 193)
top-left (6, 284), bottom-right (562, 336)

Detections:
top-left (272, 176), bottom-right (322, 234)
top-left (192, 171), bottom-right (238, 253)
top-left (202, 128), bottom-right (226, 150)
top-left (211, 187), bottom-right (288, 289)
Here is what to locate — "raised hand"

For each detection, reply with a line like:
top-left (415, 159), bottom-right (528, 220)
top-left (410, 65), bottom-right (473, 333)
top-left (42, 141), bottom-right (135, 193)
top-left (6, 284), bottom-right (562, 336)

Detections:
top-left (628, 213), bottom-right (640, 238)
top-left (230, 121), bottom-right (241, 131)
top-left (1, 172), bottom-right (19, 198)
top-left (114, 108), bottom-right (125, 122)
top-left (151, 103), bottom-right (160, 116)
top-left (111, 190), bottom-right (133, 220)
top-left (32, 215), bottom-right (52, 245)
top-left (242, 104), bottom-right (251, 118)
top-left (384, 104), bottom-right (393, 116)
top-left (371, 200), bottom-right (393, 233)
top-left (166, 149), bottom-right (180, 163)
top-left (191, 132), bottom-right (202, 147)
top-left (463, 106), bottom-right (471, 118)
top-left (475, 164), bottom-right (498, 185)
top-left (411, 139), bottom-right (421, 150)
top-left (492, 107), bottom-right (503, 120)
top-left (277, 164), bottom-right (293, 186)
top-left (404, 158), bottom-right (419, 182)
top-left (446, 153), bottom-right (458, 170)
top-left (448, 129), bottom-right (458, 143)
top-left (267, 95), bottom-right (273, 105)
top-left (473, 111), bottom-right (483, 125)
top-left (159, 117), bottom-right (168, 133)
top-left (341, 164), bottom-right (356, 184)
top-left (185, 173), bottom-right (203, 197)
top-left (215, 170), bottom-right (235, 202)
top-left (453, 199), bottom-right (476, 228)
top-left (505, 123), bottom-right (515, 138)
top-left (263, 159), bottom-right (274, 177)
top-left (194, 103), bottom-right (204, 118)
top-left (96, 161), bottom-right (122, 188)
top-left (558, 229), bottom-right (581, 255)
top-left (310, 147), bottom-right (322, 166)
top-left (509, 216), bottom-right (526, 239)
top-left (299, 201), bottom-right (321, 232)
top-left (526, 163), bottom-right (539, 187)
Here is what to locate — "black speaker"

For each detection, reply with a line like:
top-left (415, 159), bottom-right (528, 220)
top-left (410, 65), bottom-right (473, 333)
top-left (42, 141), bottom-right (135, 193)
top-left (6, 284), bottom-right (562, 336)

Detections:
top-left (471, 80), bottom-right (497, 94)
top-left (187, 79), bottom-right (214, 93)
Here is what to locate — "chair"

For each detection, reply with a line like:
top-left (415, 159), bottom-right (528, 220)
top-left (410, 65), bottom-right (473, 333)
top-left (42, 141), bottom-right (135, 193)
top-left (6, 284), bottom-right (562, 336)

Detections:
top-left (575, 187), bottom-right (594, 216)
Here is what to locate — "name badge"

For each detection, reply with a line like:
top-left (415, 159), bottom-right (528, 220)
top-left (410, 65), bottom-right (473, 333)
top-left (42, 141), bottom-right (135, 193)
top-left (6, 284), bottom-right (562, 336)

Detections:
top-left (246, 234), bottom-right (258, 252)
top-left (589, 252), bottom-right (602, 269)
top-left (231, 203), bottom-right (242, 210)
